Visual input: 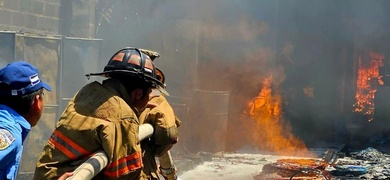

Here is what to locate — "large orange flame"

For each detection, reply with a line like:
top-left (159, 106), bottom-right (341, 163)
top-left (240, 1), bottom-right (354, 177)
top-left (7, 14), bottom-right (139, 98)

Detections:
top-left (246, 76), bottom-right (309, 156)
top-left (353, 52), bottom-right (384, 121)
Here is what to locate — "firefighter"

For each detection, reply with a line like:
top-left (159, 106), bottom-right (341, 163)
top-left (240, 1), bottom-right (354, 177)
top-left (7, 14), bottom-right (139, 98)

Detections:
top-left (33, 47), bottom-right (166, 180)
top-left (0, 61), bottom-right (72, 180)
top-left (138, 64), bottom-right (181, 179)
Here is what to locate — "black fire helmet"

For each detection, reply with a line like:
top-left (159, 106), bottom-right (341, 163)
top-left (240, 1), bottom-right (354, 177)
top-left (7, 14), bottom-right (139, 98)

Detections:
top-left (86, 47), bottom-right (168, 96)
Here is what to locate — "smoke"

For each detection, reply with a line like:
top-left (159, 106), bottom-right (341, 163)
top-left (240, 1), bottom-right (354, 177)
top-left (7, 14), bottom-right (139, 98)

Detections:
top-left (95, 0), bottom-right (390, 152)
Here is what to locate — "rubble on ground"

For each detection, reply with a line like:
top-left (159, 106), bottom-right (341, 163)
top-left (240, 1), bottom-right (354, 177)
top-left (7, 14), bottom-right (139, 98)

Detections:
top-left (173, 146), bottom-right (390, 180)
top-left (333, 147), bottom-right (390, 180)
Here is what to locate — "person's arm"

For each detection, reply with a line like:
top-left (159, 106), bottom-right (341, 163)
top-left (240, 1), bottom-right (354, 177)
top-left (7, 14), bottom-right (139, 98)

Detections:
top-left (99, 117), bottom-right (143, 179)
top-left (57, 172), bottom-right (73, 180)
top-left (0, 141), bottom-right (17, 169)
top-left (158, 151), bottom-right (178, 180)
top-left (0, 129), bottom-right (20, 180)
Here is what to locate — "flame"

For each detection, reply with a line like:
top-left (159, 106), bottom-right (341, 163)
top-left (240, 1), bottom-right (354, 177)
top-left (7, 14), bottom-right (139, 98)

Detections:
top-left (246, 76), bottom-right (309, 156)
top-left (353, 52), bottom-right (384, 121)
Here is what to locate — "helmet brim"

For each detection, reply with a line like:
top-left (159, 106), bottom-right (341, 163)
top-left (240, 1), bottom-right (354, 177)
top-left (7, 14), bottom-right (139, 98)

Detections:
top-left (155, 84), bottom-right (169, 96)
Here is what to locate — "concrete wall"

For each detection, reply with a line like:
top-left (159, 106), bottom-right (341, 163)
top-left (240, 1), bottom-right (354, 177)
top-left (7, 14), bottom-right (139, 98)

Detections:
top-left (0, 0), bottom-right (61, 35)
top-left (0, 0), bottom-right (96, 38)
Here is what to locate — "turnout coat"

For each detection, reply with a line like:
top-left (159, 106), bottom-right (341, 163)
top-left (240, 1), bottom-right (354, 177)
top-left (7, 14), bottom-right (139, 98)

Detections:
top-left (34, 79), bottom-right (143, 180)
top-left (139, 95), bottom-right (180, 180)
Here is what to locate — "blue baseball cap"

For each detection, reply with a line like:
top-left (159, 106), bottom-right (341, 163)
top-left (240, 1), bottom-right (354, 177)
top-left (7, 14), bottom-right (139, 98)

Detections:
top-left (0, 61), bottom-right (52, 96)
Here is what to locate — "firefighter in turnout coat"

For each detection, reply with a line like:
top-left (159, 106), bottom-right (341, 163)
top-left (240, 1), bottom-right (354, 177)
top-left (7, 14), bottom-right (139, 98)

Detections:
top-left (139, 92), bottom-right (181, 180)
top-left (33, 47), bottom-right (166, 180)
top-left (138, 52), bottom-right (181, 180)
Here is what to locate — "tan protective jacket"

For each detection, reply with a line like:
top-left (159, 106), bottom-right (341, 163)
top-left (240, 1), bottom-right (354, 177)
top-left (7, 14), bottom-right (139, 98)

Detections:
top-left (34, 79), bottom-right (143, 180)
top-left (139, 95), bottom-right (180, 180)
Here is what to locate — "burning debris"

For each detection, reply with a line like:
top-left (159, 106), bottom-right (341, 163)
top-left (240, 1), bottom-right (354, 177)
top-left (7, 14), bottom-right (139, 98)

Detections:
top-left (353, 52), bottom-right (384, 121)
top-left (253, 158), bottom-right (330, 180)
top-left (253, 149), bottom-right (335, 180)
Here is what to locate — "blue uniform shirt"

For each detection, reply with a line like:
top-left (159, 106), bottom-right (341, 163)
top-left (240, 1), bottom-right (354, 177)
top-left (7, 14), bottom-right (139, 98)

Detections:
top-left (0, 105), bottom-right (31, 180)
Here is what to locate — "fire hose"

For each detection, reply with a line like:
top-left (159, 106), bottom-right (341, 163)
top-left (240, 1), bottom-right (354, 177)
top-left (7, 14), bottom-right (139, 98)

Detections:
top-left (66, 123), bottom-right (179, 180)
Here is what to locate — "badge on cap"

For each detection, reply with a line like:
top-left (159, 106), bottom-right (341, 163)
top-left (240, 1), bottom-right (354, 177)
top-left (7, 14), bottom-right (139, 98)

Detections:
top-left (30, 73), bottom-right (40, 86)
top-left (0, 129), bottom-right (15, 150)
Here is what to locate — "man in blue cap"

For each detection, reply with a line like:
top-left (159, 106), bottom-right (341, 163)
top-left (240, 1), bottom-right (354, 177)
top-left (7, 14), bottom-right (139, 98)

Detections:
top-left (0, 61), bottom-right (71, 180)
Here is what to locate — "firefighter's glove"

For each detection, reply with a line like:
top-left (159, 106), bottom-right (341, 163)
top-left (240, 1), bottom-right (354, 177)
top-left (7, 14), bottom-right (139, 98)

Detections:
top-left (159, 165), bottom-right (177, 180)
top-left (153, 126), bottom-right (179, 156)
